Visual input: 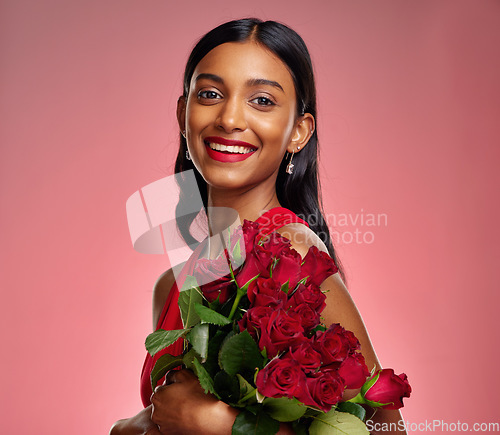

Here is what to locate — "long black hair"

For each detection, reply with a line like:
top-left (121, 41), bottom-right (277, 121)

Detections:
top-left (174, 18), bottom-right (344, 279)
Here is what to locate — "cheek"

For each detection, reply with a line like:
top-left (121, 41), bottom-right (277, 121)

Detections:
top-left (186, 104), bottom-right (211, 135)
top-left (250, 114), bottom-right (295, 149)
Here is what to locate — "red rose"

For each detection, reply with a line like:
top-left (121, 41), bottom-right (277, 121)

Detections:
top-left (285, 342), bottom-right (322, 373)
top-left (290, 303), bottom-right (321, 332)
top-left (362, 369), bottom-right (412, 410)
top-left (259, 309), bottom-right (305, 358)
top-left (234, 245), bottom-right (272, 288)
top-left (247, 277), bottom-right (287, 308)
top-left (287, 283), bottom-right (326, 314)
top-left (238, 306), bottom-right (273, 340)
top-left (194, 252), bottom-right (235, 304)
top-left (298, 246), bottom-right (338, 287)
top-left (258, 231), bottom-right (292, 257)
top-left (241, 219), bottom-right (262, 253)
top-left (343, 329), bottom-right (361, 352)
top-left (338, 352), bottom-right (370, 389)
top-left (271, 248), bottom-right (303, 291)
top-left (256, 358), bottom-right (309, 400)
top-left (303, 371), bottom-right (345, 412)
top-left (313, 324), bottom-right (350, 365)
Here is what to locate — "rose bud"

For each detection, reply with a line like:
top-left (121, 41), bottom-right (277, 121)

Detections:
top-left (361, 368), bottom-right (412, 410)
top-left (271, 248), bottom-right (303, 291)
top-left (298, 245), bottom-right (338, 287)
top-left (338, 352), bottom-right (370, 389)
top-left (241, 219), bottom-right (262, 253)
top-left (234, 245), bottom-right (271, 289)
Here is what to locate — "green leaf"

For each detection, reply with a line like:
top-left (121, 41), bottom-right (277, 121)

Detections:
top-left (192, 357), bottom-right (216, 396)
top-left (291, 420), bottom-right (309, 435)
top-left (231, 410), bottom-right (280, 435)
top-left (182, 348), bottom-right (199, 371)
top-left (219, 331), bottom-right (264, 376)
top-left (309, 409), bottom-right (369, 435)
top-left (186, 323), bottom-right (209, 361)
top-left (180, 274), bottom-right (200, 292)
top-left (232, 238), bottom-right (243, 267)
top-left (336, 401), bottom-right (366, 421)
top-left (145, 329), bottom-right (186, 356)
top-left (214, 371), bottom-right (240, 404)
top-left (360, 370), bottom-right (380, 395)
top-left (311, 324), bottom-right (327, 333)
top-left (204, 329), bottom-right (230, 377)
top-left (178, 280), bottom-right (202, 328)
top-left (263, 397), bottom-right (307, 422)
top-left (150, 354), bottom-right (184, 390)
top-left (194, 303), bottom-right (231, 326)
top-left (237, 374), bottom-right (256, 402)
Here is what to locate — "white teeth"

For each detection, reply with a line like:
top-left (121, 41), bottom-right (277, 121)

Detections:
top-left (208, 142), bottom-right (254, 154)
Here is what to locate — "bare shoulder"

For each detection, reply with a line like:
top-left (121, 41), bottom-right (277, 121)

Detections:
top-left (152, 263), bottom-right (185, 330)
top-left (275, 222), bottom-right (329, 258)
top-left (276, 223), bottom-right (382, 373)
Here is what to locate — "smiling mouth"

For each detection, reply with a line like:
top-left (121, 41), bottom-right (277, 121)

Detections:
top-left (204, 141), bottom-right (256, 154)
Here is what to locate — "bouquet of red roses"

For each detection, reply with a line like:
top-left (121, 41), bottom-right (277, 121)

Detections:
top-left (145, 219), bottom-right (411, 434)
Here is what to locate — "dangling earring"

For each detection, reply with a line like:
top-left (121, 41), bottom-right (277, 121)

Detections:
top-left (286, 150), bottom-right (295, 174)
top-left (182, 130), bottom-right (191, 160)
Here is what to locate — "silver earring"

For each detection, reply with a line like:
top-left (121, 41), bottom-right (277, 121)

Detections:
top-left (186, 148), bottom-right (191, 161)
top-left (286, 150), bottom-right (295, 174)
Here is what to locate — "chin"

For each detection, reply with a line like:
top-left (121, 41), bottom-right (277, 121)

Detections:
top-left (203, 173), bottom-right (251, 191)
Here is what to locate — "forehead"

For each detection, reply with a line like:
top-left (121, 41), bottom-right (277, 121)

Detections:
top-left (191, 41), bottom-right (296, 95)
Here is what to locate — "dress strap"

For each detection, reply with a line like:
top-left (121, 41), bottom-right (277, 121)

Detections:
top-left (254, 207), bottom-right (309, 239)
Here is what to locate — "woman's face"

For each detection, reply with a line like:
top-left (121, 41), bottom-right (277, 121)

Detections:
top-left (179, 41), bottom-right (311, 192)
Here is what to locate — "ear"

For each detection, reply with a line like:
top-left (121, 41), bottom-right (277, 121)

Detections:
top-left (287, 113), bottom-right (315, 153)
top-left (176, 96), bottom-right (186, 135)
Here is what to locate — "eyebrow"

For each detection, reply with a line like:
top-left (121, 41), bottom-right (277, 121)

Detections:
top-left (194, 73), bottom-right (284, 93)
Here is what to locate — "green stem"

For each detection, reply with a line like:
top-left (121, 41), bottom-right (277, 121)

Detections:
top-left (346, 392), bottom-right (366, 405)
top-left (239, 388), bottom-right (257, 404)
top-left (228, 288), bottom-right (244, 320)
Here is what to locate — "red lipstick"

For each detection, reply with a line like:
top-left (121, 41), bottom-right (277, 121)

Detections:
top-left (204, 136), bottom-right (257, 163)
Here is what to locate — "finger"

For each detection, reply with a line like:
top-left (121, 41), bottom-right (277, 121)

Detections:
top-left (171, 368), bottom-right (196, 382)
top-left (164, 369), bottom-right (178, 385)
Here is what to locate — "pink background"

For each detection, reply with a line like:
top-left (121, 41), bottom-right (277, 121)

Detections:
top-left (1, 0), bottom-right (499, 433)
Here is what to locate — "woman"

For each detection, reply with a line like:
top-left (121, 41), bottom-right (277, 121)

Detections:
top-left (111, 18), bottom-right (406, 434)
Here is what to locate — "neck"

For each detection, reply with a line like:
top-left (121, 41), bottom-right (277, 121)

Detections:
top-left (207, 184), bottom-right (280, 231)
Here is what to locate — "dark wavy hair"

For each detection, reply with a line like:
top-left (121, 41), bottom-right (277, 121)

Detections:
top-left (174, 18), bottom-right (344, 279)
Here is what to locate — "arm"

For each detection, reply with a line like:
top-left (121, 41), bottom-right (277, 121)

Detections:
top-left (109, 405), bottom-right (161, 435)
top-left (278, 224), bottom-right (407, 435)
top-left (109, 268), bottom-right (177, 435)
top-left (151, 370), bottom-right (295, 434)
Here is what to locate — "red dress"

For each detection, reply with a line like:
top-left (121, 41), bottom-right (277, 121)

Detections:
top-left (140, 207), bottom-right (309, 406)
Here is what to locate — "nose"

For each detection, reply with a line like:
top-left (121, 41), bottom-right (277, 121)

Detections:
top-left (215, 97), bottom-right (247, 133)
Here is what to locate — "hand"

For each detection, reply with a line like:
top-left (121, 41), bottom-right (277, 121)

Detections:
top-left (150, 369), bottom-right (238, 435)
top-left (109, 405), bottom-right (161, 435)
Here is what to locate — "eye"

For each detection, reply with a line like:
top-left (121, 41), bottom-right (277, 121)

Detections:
top-left (250, 96), bottom-right (275, 106)
top-left (197, 90), bottom-right (221, 100)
